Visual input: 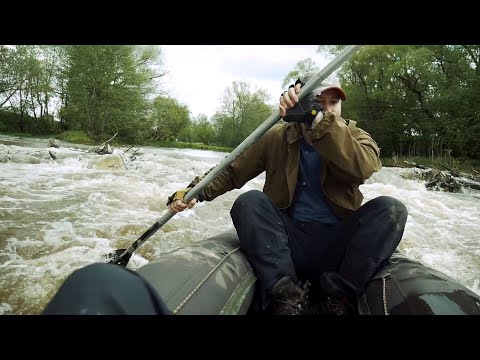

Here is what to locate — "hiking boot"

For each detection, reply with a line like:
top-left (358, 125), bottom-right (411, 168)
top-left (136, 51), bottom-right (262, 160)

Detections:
top-left (318, 296), bottom-right (354, 315)
top-left (266, 276), bottom-right (310, 315)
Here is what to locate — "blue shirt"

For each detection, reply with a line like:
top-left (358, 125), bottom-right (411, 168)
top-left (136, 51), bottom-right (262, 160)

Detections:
top-left (288, 138), bottom-right (340, 225)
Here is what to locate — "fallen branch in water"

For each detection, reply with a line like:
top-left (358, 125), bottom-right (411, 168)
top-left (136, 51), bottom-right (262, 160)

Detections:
top-left (90, 133), bottom-right (118, 155)
top-left (49, 139), bottom-right (59, 148)
top-left (0, 146), bottom-right (12, 163)
top-left (437, 162), bottom-right (461, 177)
top-left (129, 148), bottom-right (141, 161)
top-left (124, 145), bottom-right (134, 154)
top-left (99, 133), bottom-right (117, 148)
top-left (398, 160), bottom-right (480, 192)
top-left (424, 170), bottom-right (463, 192)
top-left (403, 161), bottom-right (428, 170)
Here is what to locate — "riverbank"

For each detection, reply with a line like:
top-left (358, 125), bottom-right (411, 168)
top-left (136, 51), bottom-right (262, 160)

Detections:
top-left (52, 131), bottom-right (234, 153)
top-left (2, 131), bottom-right (479, 174)
top-left (381, 156), bottom-right (480, 175)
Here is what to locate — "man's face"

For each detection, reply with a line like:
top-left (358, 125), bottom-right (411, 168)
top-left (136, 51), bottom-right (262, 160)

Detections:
top-left (316, 88), bottom-right (342, 116)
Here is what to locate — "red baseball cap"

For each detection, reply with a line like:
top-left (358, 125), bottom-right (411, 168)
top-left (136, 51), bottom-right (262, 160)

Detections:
top-left (313, 84), bottom-right (347, 101)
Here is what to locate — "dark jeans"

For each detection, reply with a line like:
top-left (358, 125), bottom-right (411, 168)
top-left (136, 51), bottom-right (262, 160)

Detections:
top-left (43, 263), bottom-right (171, 315)
top-left (230, 190), bottom-right (408, 310)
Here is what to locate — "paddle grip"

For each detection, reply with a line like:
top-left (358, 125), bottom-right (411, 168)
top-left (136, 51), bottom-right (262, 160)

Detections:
top-left (283, 92), bottom-right (323, 125)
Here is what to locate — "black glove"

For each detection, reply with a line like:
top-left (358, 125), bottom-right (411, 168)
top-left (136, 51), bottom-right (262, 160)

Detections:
top-left (283, 79), bottom-right (323, 125)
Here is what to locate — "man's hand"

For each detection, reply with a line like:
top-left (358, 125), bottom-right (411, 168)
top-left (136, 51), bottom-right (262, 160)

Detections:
top-left (279, 79), bottom-right (323, 127)
top-left (167, 188), bottom-right (197, 213)
top-left (169, 198), bottom-right (197, 213)
top-left (279, 79), bottom-right (302, 118)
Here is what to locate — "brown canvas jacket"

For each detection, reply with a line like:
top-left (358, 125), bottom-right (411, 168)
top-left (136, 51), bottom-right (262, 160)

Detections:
top-left (187, 112), bottom-right (382, 219)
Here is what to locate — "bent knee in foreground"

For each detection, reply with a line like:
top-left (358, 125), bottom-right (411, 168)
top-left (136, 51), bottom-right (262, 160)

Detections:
top-left (232, 190), bottom-right (269, 209)
top-left (376, 196), bottom-right (408, 225)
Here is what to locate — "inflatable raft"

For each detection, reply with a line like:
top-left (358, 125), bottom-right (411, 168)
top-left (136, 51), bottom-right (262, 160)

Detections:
top-left (135, 229), bottom-right (480, 315)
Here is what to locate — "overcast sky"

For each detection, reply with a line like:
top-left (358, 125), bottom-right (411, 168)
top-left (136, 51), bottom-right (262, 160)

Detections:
top-left (159, 45), bottom-right (332, 119)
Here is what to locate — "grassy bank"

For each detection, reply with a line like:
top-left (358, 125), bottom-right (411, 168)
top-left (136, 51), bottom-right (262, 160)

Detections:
top-left (55, 131), bottom-right (98, 145)
top-left (141, 140), bottom-right (233, 153)
top-left (3, 130), bottom-right (478, 173)
top-left (1, 132), bottom-right (52, 139)
top-left (381, 156), bottom-right (480, 174)
top-left (33, 131), bottom-right (234, 153)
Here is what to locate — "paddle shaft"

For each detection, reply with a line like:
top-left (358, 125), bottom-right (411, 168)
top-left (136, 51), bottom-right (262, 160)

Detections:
top-left (112, 45), bottom-right (363, 265)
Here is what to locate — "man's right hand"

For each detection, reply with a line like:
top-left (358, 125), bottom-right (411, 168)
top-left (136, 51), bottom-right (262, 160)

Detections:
top-left (279, 79), bottom-right (303, 118)
top-left (167, 189), bottom-right (197, 213)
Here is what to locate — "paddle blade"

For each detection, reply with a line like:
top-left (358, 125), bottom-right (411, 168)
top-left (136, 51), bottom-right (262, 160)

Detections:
top-left (103, 249), bottom-right (131, 267)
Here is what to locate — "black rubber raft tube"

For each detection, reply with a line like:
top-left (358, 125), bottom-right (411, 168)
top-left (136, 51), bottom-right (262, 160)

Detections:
top-left (135, 229), bottom-right (480, 315)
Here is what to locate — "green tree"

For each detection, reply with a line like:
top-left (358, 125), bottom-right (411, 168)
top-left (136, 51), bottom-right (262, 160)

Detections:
top-left (317, 45), bottom-right (480, 159)
top-left (63, 45), bottom-right (164, 140)
top-left (0, 45), bottom-right (23, 108)
top-left (192, 114), bottom-right (215, 145)
top-left (213, 81), bottom-right (273, 147)
top-left (149, 95), bottom-right (190, 141)
top-left (282, 58), bottom-right (320, 88)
